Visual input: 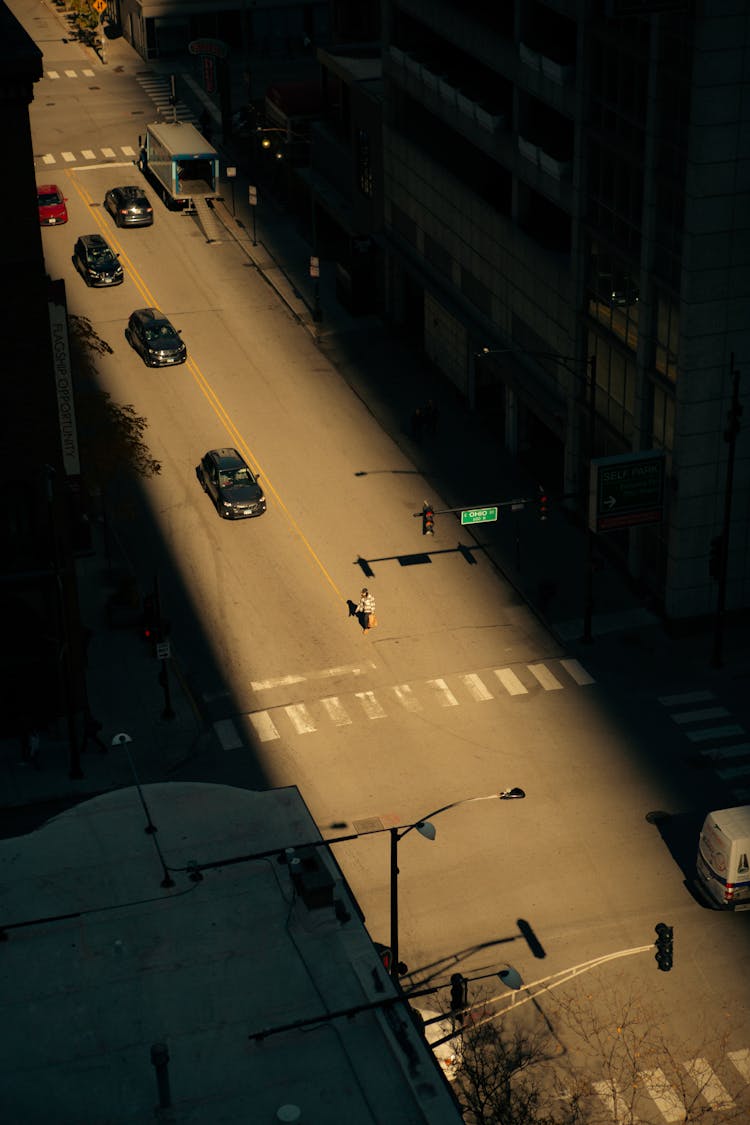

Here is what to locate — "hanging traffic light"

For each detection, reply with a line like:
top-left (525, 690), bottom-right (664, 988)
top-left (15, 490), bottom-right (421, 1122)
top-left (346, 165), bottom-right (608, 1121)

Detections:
top-left (654, 922), bottom-right (673, 972)
top-left (450, 972), bottom-right (467, 1021)
top-left (709, 535), bottom-right (723, 580)
top-left (141, 593), bottom-right (158, 641)
top-left (538, 487), bottom-right (549, 521)
top-left (422, 501), bottom-right (435, 536)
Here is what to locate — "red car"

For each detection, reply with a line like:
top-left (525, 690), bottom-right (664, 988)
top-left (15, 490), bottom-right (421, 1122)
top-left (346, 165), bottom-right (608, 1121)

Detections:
top-left (37, 184), bottom-right (68, 225)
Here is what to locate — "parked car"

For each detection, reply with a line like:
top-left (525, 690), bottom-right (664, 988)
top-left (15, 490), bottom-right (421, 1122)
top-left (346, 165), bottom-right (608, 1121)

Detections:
top-left (197, 448), bottom-right (266, 519)
top-left (104, 185), bottom-right (153, 227)
top-left (37, 184), bottom-right (68, 225)
top-left (73, 233), bottom-right (123, 287)
top-left (125, 307), bottom-right (186, 367)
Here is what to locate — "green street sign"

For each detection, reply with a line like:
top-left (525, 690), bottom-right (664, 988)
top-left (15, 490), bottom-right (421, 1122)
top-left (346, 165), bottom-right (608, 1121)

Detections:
top-left (461, 506), bottom-right (498, 526)
top-left (589, 451), bottom-right (665, 533)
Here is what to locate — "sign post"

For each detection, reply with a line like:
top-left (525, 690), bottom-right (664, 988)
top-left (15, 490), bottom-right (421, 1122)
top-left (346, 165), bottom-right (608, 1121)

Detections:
top-left (226, 166), bottom-right (236, 217)
top-left (248, 185), bottom-right (257, 245)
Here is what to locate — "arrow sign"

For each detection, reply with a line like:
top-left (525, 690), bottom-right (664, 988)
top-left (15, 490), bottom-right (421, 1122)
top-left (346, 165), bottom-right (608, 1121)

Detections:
top-left (589, 451), bottom-right (665, 533)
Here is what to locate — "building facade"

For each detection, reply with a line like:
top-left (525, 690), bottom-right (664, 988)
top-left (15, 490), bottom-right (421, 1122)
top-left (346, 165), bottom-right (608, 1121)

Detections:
top-left (379, 0), bottom-right (750, 621)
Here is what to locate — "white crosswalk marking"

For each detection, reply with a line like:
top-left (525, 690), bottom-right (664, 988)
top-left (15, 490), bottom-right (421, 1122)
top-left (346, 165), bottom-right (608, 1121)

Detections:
top-left (461, 673), bottom-right (493, 702)
top-left (355, 692), bottom-right (387, 720)
top-left (671, 707), bottom-right (730, 724)
top-left (426, 678), bottom-right (459, 706)
top-left (658, 690), bottom-right (716, 706)
top-left (591, 1079), bottom-right (630, 1123)
top-left (700, 742), bottom-right (750, 761)
top-left (686, 724), bottom-right (744, 742)
top-left (81, 149), bottom-right (96, 160)
top-left (285, 704), bottom-right (316, 735)
top-left (213, 719), bottom-right (243, 751)
top-left (248, 712), bottom-right (279, 742)
top-left (101, 147), bottom-right (116, 158)
top-left (560, 658), bottom-right (595, 685)
top-left (320, 696), bottom-right (351, 726)
top-left (42, 153), bottom-right (55, 164)
top-left (682, 1057), bottom-right (734, 1110)
top-left (82, 68), bottom-right (95, 76)
top-left (716, 764), bottom-right (750, 782)
top-left (62, 151), bottom-right (75, 162)
top-left (638, 1068), bottom-right (684, 1122)
top-left (392, 684), bottom-right (422, 712)
top-left (494, 668), bottom-right (528, 696)
top-left (728, 1047), bottom-right (750, 1081)
top-left (528, 663), bottom-right (563, 691)
top-left (122, 145), bottom-right (136, 156)
top-left (47, 70), bottom-right (59, 79)
top-left (65, 69), bottom-right (76, 78)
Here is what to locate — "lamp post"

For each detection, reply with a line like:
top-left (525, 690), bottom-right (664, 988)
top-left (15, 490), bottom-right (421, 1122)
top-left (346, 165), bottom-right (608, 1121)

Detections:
top-left (388, 787), bottom-right (525, 984)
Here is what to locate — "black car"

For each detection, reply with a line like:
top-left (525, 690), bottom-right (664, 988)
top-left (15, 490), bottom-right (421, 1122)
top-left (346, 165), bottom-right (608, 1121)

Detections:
top-left (126, 308), bottom-right (186, 367)
top-left (104, 185), bottom-right (153, 227)
top-left (197, 448), bottom-right (267, 519)
top-left (73, 233), bottom-right (124, 287)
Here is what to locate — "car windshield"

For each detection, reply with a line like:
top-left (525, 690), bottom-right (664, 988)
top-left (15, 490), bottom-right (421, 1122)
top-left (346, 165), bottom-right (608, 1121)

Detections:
top-left (145, 323), bottom-right (175, 341)
top-left (219, 467), bottom-right (252, 488)
top-left (90, 248), bottom-right (114, 265)
top-left (38, 191), bottom-right (62, 206)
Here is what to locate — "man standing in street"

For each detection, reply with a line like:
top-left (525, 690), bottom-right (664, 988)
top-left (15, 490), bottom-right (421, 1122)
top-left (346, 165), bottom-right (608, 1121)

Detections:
top-left (357, 588), bottom-right (376, 632)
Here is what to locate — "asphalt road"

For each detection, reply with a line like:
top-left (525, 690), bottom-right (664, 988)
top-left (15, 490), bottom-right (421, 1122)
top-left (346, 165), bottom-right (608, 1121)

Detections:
top-left (21, 3), bottom-right (750, 1118)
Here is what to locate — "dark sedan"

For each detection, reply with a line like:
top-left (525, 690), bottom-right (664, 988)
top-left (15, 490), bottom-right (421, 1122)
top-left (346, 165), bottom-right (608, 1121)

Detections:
top-left (73, 234), bottom-right (123, 287)
top-left (104, 185), bottom-right (153, 227)
top-left (126, 308), bottom-right (186, 367)
top-left (197, 448), bottom-right (266, 519)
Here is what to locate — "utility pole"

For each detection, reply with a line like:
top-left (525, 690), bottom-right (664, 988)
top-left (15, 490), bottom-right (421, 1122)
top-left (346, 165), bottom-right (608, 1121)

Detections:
top-left (582, 354), bottom-right (597, 644)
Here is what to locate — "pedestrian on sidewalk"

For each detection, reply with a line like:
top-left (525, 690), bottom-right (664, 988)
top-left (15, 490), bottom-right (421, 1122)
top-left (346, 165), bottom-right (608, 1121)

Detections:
top-left (356, 588), bottom-right (377, 633)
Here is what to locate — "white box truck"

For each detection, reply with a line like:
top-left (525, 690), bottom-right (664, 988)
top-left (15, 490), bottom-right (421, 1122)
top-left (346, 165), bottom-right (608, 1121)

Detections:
top-left (137, 121), bottom-right (219, 211)
top-left (696, 805), bottom-right (750, 909)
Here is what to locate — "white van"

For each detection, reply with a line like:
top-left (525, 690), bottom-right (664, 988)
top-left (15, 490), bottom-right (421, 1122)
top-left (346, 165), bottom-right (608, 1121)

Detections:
top-left (696, 806), bottom-right (750, 909)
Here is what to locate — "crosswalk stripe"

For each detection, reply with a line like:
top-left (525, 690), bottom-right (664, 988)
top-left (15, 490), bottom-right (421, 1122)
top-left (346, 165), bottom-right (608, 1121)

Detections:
top-left (41, 153), bottom-right (55, 164)
top-left (638, 1068), bottom-right (685, 1121)
top-left (494, 668), bottom-right (528, 696)
top-left (320, 696), bottom-right (352, 726)
top-left (671, 707), bottom-right (730, 724)
top-left (213, 718), bottom-right (243, 751)
top-left (461, 673), bottom-right (493, 702)
top-left (64, 69), bottom-right (76, 78)
top-left (528, 663), bottom-right (563, 691)
top-left (248, 712), bottom-right (280, 742)
top-left (285, 703), bottom-right (316, 735)
top-left (101, 147), bottom-right (116, 158)
top-left (683, 1057), bottom-right (734, 1109)
top-left (560, 658), bottom-right (595, 686)
top-left (122, 145), bottom-right (136, 156)
top-left (82, 149), bottom-right (96, 160)
top-left (355, 691), bottom-right (387, 719)
top-left (392, 684), bottom-right (422, 712)
top-left (686, 725), bottom-right (744, 743)
top-left (658, 690), bottom-right (716, 706)
top-left (716, 764), bottom-right (750, 781)
top-left (47, 70), bottom-right (59, 79)
top-left (700, 743), bottom-right (750, 761)
top-left (591, 1080), bottom-right (629, 1123)
top-left (728, 1047), bottom-right (750, 1081)
top-left (82, 68), bottom-right (95, 77)
top-left (62, 151), bottom-right (75, 162)
top-left (427, 678), bottom-right (459, 707)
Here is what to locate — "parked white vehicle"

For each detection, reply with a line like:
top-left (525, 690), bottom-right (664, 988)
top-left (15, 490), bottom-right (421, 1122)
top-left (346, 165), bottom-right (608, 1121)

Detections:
top-left (696, 805), bottom-right (750, 909)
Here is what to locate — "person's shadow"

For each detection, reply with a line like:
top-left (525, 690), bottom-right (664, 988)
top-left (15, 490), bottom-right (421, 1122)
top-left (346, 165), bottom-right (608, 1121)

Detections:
top-left (347, 599), bottom-right (366, 629)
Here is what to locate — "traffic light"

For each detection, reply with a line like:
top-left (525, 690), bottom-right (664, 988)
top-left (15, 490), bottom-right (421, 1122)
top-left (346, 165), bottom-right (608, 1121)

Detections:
top-left (422, 501), bottom-right (435, 536)
top-left (538, 487), bottom-right (549, 521)
top-left (374, 943), bottom-right (392, 973)
top-left (450, 972), bottom-right (467, 1022)
top-left (654, 922), bottom-right (673, 972)
top-left (709, 535), bottom-right (723, 580)
top-left (141, 593), bottom-right (158, 641)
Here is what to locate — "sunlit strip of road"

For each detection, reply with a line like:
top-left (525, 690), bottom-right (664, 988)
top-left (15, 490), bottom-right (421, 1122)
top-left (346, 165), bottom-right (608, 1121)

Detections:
top-left (66, 168), bottom-right (345, 605)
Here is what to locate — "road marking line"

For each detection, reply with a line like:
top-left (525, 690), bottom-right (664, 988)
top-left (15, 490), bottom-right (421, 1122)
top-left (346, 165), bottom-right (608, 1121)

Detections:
top-left (213, 719), bottom-right (243, 751)
top-left (311, 663), bottom-right (373, 680)
top-left (638, 1068), bottom-right (685, 1121)
top-left (355, 692), bottom-right (387, 720)
top-left (62, 151), bottom-right (76, 162)
top-left (392, 684), bottom-right (422, 712)
top-left (461, 673), bottom-right (493, 702)
top-left (64, 69), bottom-right (76, 78)
top-left (121, 145), bottom-right (136, 157)
top-left (320, 697), bottom-right (352, 726)
top-left (729, 1048), bottom-right (750, 1081)
top-left (686, 725), bottom-right (745, 743)
top-left (528, 663), bottom-right (563, 691)
top-left (682, 1058), bottom-right (734, 1109)
top-left (47, 70), bottom-right (59, 79)
top-left (671, 707), bottom-right (730, 725)
top-left (560, 658), bottom-right (595, 685)
top-left (285, 704), bottom-right (316, 735)
top-left (494, 668), bottom-right (528, 696)
top-left (42, 153), bottom-right (55, 164)
top-left (716, 764), bottom-right (750, 781)
top-left (658, 690), bottom-right (716, 706)
top-left (81, 149), bottom-right (96, 160)
top-left (82, 68), bottom-right (95, 76)
top-left (591, 1080), bottom-right (629, 1123)
top-left (426, 678), bottom-right (459, 707)
top-left (251, 674), bottom-right (305, 690)
top-left (699, 743), bottom-right (750, 761)
top-left (101, 147), bottom-right (116, 158)
top-left (248, 712), bottom-right (279, 742)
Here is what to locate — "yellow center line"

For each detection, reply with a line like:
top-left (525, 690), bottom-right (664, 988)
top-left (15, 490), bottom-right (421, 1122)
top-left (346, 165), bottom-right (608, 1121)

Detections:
top-left (67, 168), bottom-right (345, 604)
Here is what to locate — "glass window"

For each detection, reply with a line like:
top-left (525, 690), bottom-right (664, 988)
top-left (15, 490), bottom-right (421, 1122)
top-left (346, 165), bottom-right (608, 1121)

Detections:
top-left (655, 291), bottom-right (679, 383)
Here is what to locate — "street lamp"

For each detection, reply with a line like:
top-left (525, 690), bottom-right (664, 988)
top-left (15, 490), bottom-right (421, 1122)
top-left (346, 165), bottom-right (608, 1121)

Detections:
top-left (389, 787), bottom-right (526, 984)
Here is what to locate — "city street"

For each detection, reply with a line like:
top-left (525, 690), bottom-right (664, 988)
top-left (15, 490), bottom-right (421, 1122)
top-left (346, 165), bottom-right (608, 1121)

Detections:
top-left (18, 1), bottom-right (750, 1118)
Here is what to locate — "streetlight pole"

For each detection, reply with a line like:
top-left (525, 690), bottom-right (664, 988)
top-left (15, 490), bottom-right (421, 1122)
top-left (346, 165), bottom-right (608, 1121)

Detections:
top-left (388, 788), bottom-right (525, 984)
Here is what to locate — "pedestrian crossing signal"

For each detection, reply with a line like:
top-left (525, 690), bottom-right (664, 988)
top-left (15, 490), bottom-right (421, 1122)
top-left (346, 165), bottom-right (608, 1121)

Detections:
top-left (422, 502), bottom-right (435, 536)
top-left (654, 922), bottom-right (673, 972)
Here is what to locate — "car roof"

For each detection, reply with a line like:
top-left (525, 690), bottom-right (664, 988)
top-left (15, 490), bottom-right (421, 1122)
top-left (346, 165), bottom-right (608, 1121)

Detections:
top-left (131, 307), bottom-right (167, 323)
top-left (79, 233), bottom-right (110, 249)
top-left (114, 185), bottom-right (148, 198)
top-left (37, 184), bottom-right (61, 194)
top-left (209, 448), bottom-right (246, 469)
